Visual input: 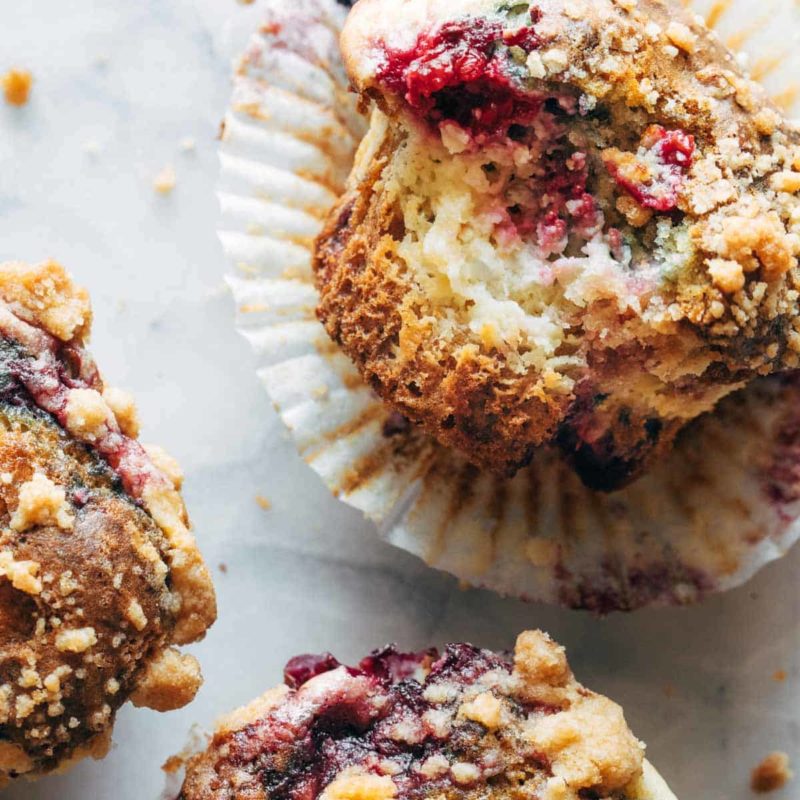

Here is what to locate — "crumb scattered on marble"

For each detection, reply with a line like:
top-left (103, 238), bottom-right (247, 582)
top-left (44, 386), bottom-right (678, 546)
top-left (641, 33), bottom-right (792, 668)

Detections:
top-left (218, 563), bottom-right (228, 575)
top-left (153, 165), bottom-right (177, 195)
top-left (255, 494), bottom-right (271, 511)
top-left (163, 754), bottom-right (184, 774)
top-left (752, 752), bottom-right (794, 793)
top-left (773, 669), bottom-right (787, 682)
top-left (180, 137), bottom-right (196, 153)
top-left (2, 69), bottom-right (32, 106)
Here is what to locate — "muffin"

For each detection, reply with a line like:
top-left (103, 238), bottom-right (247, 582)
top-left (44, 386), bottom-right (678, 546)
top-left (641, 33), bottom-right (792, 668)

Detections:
top-left (0, 261), bottom-right (216, 782)
top-left (314, 0), bottom-right (800, 490)
top-left (180, 630), bottom-right (675, 799)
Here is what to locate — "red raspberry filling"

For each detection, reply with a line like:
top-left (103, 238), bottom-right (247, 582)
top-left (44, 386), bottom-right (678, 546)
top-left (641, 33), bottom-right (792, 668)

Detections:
top-left (377, 9), bottom-right (544, 139)
top-left (220, 644), bottom-right (513, 800)
top-left (492, 113), bottom-right (603, 254)
top-left (0, 308), bottom-right (172, 503)
top-left (604, 125), bottom-right (695, 212)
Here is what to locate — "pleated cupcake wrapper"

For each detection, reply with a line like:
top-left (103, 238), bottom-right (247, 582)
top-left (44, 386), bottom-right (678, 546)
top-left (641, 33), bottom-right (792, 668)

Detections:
top-left (219, 0), bottom-right (800, 611)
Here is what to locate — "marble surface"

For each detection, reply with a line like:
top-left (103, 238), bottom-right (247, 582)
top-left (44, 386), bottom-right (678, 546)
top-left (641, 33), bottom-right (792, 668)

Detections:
top-left (0, 1), bottom-right (798, 798)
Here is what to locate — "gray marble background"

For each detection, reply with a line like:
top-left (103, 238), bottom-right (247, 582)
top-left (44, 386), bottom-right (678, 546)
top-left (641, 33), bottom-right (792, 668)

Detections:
top-left (0, 1), bottom-right (798, 797)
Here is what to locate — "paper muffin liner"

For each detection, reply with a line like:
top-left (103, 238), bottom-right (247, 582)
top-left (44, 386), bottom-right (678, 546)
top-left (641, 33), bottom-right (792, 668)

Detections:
top-left (219, 0), bottom-right (800, 610)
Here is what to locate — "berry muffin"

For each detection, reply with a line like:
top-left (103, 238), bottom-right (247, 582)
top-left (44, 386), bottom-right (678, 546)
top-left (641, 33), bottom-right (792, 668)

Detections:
top-left (0, 261), bottom-right (216, 783)
top-left (180, 630), bottom-right (675, 800)
top-left (314, 0), bottom-right (800, 490)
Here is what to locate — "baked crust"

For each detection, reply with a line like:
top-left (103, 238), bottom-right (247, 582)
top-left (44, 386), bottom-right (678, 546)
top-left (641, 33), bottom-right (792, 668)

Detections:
top-left (315, 0), bottom-right (800, 489)
top-left (180, 630), bottom-right (676, 800)
top-left (0, 261), bottom-right (216, 782)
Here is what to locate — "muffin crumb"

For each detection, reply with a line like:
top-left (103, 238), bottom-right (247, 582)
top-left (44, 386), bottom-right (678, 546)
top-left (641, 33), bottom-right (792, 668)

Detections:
top-left (751, 752), bottom-right (793, 793)
top-left (1, 69), bottom-right (32, 106)
top-left (153, 165), bottom-right (177, 194)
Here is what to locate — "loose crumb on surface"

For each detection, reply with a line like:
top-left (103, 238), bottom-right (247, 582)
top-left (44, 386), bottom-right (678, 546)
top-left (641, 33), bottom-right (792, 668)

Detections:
top-left (162, 754), bottom-right (184, 774)
top-left (218, 563), bottom-right (228, 574)
top-left (1, 69), bottom-right (32, 106)
top-left (153, 165), bottom-right (177, 194)
top-left (751, 752), bottom-right (793, 793)
top-left (772, 669), bottom-right (787, 682)
top-left (180, 137), bottom-right (196, 153)
top-left (255, 494), bottom-right (271, 510)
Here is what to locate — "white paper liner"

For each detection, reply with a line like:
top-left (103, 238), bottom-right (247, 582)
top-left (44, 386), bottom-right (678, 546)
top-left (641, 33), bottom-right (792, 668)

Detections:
top-left (219, 0), bottom-right (800, 610)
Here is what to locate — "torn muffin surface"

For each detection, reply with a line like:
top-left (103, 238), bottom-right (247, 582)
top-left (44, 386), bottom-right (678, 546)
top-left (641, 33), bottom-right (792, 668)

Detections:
top-left (0, 261), bottom-right (216, 783)
top-left (315, 0), bottom-right (800, 490)
top-left (180, 630), bottom-right (675, 800)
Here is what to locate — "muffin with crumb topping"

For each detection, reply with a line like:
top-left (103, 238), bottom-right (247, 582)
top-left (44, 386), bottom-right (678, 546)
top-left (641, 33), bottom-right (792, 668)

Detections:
top-left (315, 0), bottom-right (800, 490)
top-left (0, 260), bottom-right (216, 783)
top-left (180, 630), bottom-right (676, 800)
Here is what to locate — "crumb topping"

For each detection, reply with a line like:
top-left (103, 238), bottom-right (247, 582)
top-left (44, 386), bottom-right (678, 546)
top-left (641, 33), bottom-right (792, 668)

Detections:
top-left (130, 647), bottom-right (203, 713)
top-left (0, 550), bottom-right (42, 595)
top-left (54, 628), bottom-right (98, 654)
top-left (0, 261), bottom-right (216, 782)
top-left (102, 387), bottom-right (140, 439)
top-left (180, 631), bottom-right (663, 800)
top-left (10, 473), bottom-right (74, 533)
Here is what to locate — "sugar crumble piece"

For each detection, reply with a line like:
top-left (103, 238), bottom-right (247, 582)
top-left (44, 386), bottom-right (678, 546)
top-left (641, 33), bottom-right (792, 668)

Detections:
top-left (125, 599), bottom-right (148, 631)
top-left (0, 551), bottom-right (42, 596)
top-left (665, 21), bottom-right (697, 53)
top-left (143, 444), bottom-right (184, 489)
top-left (255, 494), bottom-right (272, 510)
top-left (752, 752), bottom-right (793, 793)
top-left (65, 388), bottom-right (113, 442)
top-left (707, 257), bottom-right (745, 294)
top-left (1, 69), bottom-right (32, 106)
top-left (55, 627), bottom-right (98, 654)
top-left (321, 770), bottom-right (397, 800)
top-left (10, 473), bottom-right (74, 533)
top-left (103, 387), bottom-right (140, 438)
top-left (153, 165), bottom-right (177, 195)
top-left (130, 647), bottom-right (202, 712)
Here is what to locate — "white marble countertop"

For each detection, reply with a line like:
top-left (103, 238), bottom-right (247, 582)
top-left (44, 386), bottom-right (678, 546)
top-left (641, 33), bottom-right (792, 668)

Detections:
top-left (0, 1), bottom-right (798, 798)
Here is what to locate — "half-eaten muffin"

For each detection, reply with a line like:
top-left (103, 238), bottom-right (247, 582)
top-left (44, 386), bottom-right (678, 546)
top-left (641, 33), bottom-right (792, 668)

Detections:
top-left (315, 0), bottom-right (800, 490)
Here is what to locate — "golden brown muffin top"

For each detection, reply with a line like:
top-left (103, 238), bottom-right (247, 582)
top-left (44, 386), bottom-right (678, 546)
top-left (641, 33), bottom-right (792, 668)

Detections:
top-left (0, 261), bottom-right (216, 782)
top-left (180, 630), bottom-right (675, 800)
